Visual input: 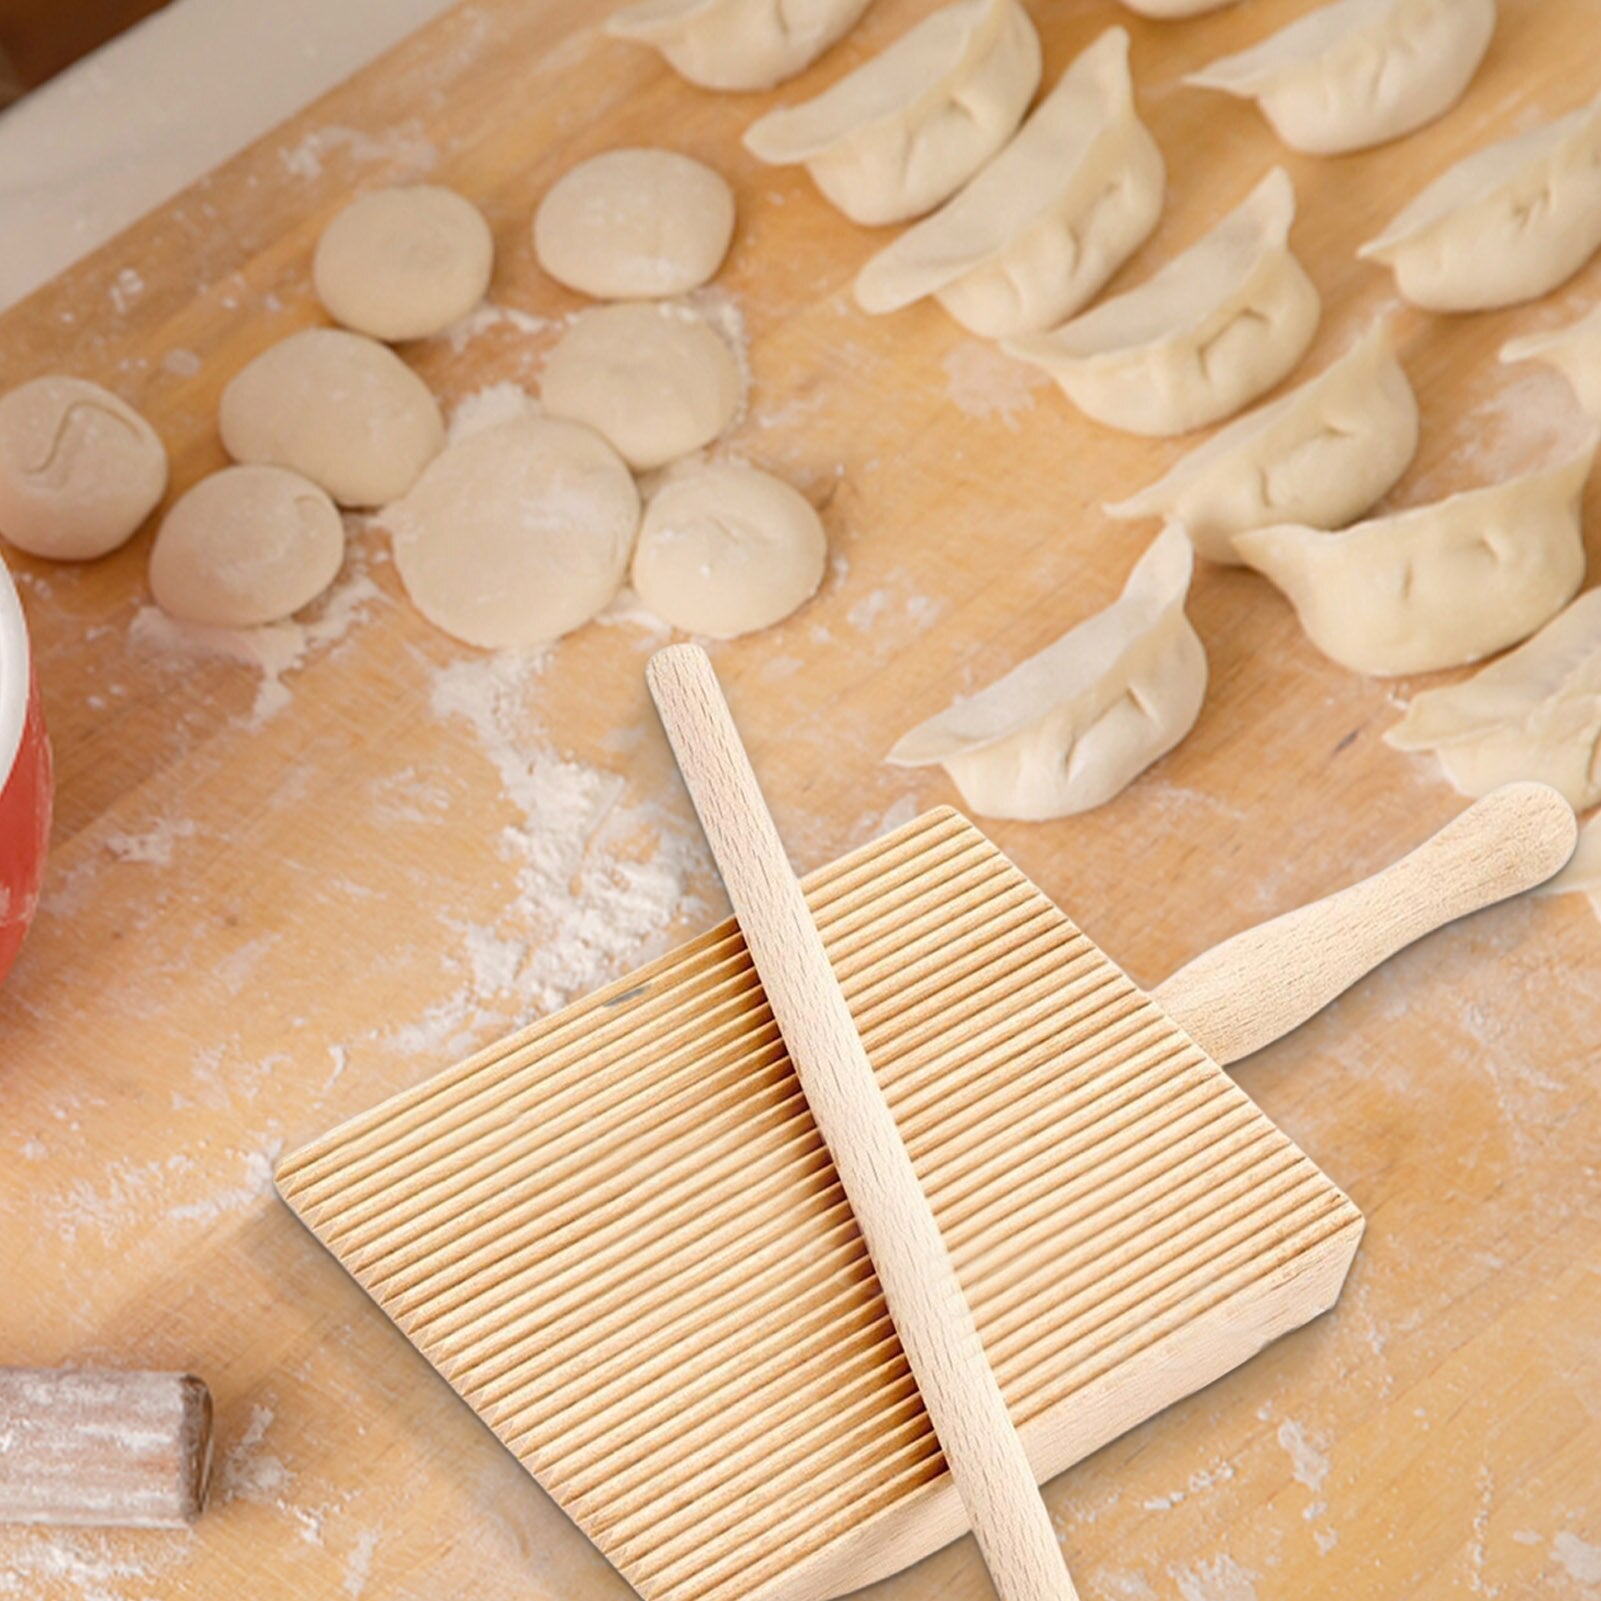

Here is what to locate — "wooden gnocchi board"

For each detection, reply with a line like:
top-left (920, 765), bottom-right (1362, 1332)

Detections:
top-left (0, 2), bottom-right (1598, 1599)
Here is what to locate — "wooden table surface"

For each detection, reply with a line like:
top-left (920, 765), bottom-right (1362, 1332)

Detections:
top-left (2, 1), bottom-right (1598, 1597)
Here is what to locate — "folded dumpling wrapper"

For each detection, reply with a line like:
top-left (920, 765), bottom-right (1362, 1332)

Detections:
top-left (1003, 167), bottom-right (1320, 437)
top-left (1386, 587), bottom-right (1601, 810)
top-left (887, 524), bottom-right (1206, 820)
top-left (1360, 96), bottom-right (1601, 311)
top-left (853, 26), bottom-right (1164, 338)
top-left (1236, 436), bottom-right (1597, 678)
top-left (744, 0), bottom-right (1041, 226)
top-left (1185, 0), bottom-right (1496, 156)
top-left (1501, 306), bottom-right (1601, 422)
top-left (1106, 317), bottom-right (1418, 563)
top-left (607, 0), bottom-right (874, 92)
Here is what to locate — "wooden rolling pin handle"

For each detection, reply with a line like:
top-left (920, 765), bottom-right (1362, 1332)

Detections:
top-left (647, 645), bottom-right (1077, 1601)
top-left (1153, 782), bottom-right (1578, 1068)
top-left (0, 1368), bottom-right (214, 1529)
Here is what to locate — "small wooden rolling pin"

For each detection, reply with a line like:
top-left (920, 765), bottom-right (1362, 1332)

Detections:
top-left (0, 1368), bottom-right (214, 1528)
top-left (649, 644), bottom-right (1079, 1601)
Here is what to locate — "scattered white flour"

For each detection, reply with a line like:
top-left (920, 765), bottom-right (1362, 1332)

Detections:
top-left (1314, 1527), bottom-right (1339, 1555)
top-left (166, 1142), bottom-right (282, 1226)
top-left (848, 588), bottom-right (892, 631)
top-left (942, 340), bottom-right (1048, 431)
top-left (1276, 1418), bottom-right (1330, 1497)
top-left (279, 121), bottom-right (437, 183)
top-left (593, 585), bottom-right (672, 636)
top-left (385, 651), bottom-right (707, 1057)
top-left (1097, 1573), bottom-right (1159, 1600)
top-left (127, 572), bottom-right (381, 727)
top-left (1141, 1460), bottom-right (1237, 1512)
top-left (220, 1404), bottom-right (289, 1504)
top-left (0, 1531), bottom-right (170, 1601)
top-left (342, 1527), bottom-right (380, 1597)
top-left (446, 381), bottom-right (540, 443)
top-left (161, 348), bottom-right (203, 378)
top-left (437, 301), bottom-right (553, 355)
top-left (1169, 1555), bottom-right (1259, 1601)
top-left (109, 267), bottom-right (144, 315)
top-left (1407, 366), bottom-right (1590, 503)
top-left (1554, 1531), bottom-right (1601, 1584)
top-left (103, 817), bottom-right (196, 867)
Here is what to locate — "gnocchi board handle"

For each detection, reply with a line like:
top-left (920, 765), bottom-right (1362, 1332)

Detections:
top-left (0, 1368), bottom-right (214, 1528)
top-left (1153, 782), bottom-right (1577, 1068)
top-left (647, 644), bottom-right (1079, 1601)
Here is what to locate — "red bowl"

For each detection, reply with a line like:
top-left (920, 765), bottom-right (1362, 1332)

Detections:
top-left (0, 554), bottom-right (51, 987)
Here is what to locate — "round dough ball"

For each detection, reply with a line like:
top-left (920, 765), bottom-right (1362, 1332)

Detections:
top-left (632, 463), bottom-right (826, 639)
top-left (0, 376), bottom-right (167, 560)
top-left (540, 302), bottom-right (742, 471)
top-left (219, 328), bottom-right (443, 508)
top-left (149, 465), bottom-right (345, 628)
top-left (533, 149), bottom-right (735, 299)
top-left (313, 186), bottom-right (494, 342)
top-left (388, 416), bottom-right (639, 649)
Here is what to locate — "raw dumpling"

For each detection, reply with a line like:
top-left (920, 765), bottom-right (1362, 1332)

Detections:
top-left (886, 525), bottom-right (1206, 820)
top-left (149, 465), bottom-right (344, 628)
top-left (313, 186), bottom-right (493, 341)
top-left (606, 0), bottom-right (873, 92)
top-left (1235, 436), bottom-right (1597, 677)
top-left (1003, 168), bottom-right (1320, 437)
top-left (1185, 0), bottom-right (1496, 156)
top-left (631, 463), bottom-right (827, 638)
top-left (539, 302), bottom-right (743, 470)
top-left (1106, 318), bottom-right (1418, 563)
top-left (387, 417), bottom-right (639, 649)
top-left (1386, 587), bottom-right (1601, 809)
top-left (1359, 98), bottom-right (1601, 312)
top-left (533, 150), bottom-right (735, 300)
top-left (743, 0), bottom-right (1041, 227)
top-left (853, 28), bottom-right (1165, 339)
top-left (220, 329), bottom-right (443, 508)
top-left (0, 376), bottom-right (167, 560)
top-left (1502, 306), bottom-right (1601, 421)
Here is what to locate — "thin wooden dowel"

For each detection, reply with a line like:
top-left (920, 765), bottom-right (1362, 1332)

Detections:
top-left (647, 643), bottom-right (1078, 1601)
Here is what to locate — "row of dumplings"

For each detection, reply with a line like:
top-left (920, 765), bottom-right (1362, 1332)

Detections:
top-left (890, 377), bottom-right (1601, 822)
top-left (608, 0), bottom-right (1488, 154)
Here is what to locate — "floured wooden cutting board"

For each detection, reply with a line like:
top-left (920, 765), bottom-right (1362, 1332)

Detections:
top-left (278, 806), bottom-right (1362, 1601)
top-left (2, 0), bottom-right (1600, 1597)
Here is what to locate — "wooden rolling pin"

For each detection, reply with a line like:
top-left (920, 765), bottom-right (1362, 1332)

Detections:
top-left (0, 1368), bottom-right (214, 1528)
top-left (1154, 781), bottom-right (1577, 1065)
top-left (648, 644), bottom-right (1078, 1601)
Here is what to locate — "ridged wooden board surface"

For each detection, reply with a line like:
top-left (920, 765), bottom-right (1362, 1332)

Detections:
top-left (3, 0), bottom-right (1600, 1598)
top-left (276, 810), bottom-right (1361, 1601)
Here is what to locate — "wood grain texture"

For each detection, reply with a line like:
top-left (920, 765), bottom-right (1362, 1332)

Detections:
top-left (646, 643), bottom-right (1078, 1601)
top-left (0, 1369), bottom-right (212, 1529)
top-left (1154, 783), bottom-right (1579, 1065)
top-left (276, 802), bottom-right (1361, 1601)
top-left (1, 0), bottom-right (1599, 1596)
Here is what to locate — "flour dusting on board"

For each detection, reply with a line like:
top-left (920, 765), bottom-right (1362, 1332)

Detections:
top-left (447, 381), bottom-right (539, 442)
top-left (1168, 1555), bottom-right (1260, 1601)
top-left (943, 340), bottom-right (1048, 431)
top-left (279, 121), bottom-right (438, 182)
top-left (388, 651), bottom-right (708, 1057)
top-left (127, 571), bottom-right (381, 727)
top-left (1554, 1531), bottom-right (1601, 1583)
top-left (0, 1529), bottom-right (180, 1601)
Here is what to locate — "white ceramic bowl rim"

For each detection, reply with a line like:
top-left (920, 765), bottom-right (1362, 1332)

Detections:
top-left (0, 553), bottom-right (30, 791)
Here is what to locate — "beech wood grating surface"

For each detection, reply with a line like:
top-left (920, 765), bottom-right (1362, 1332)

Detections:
top-left (276, 809), bottom-right (1362, 1601)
